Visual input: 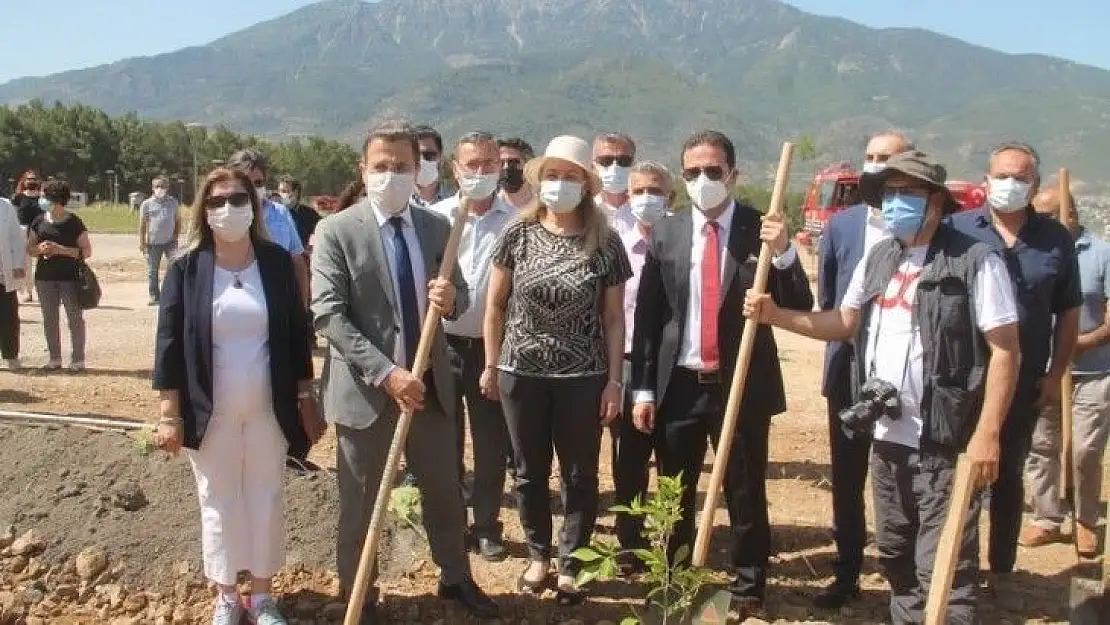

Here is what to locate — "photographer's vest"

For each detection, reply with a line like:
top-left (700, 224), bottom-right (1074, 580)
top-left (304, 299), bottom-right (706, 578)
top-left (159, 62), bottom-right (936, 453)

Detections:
top-left (852, 224), bottom-right (995, 451)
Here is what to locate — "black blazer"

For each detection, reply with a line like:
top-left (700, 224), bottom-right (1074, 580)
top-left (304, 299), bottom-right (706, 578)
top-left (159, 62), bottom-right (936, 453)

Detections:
top-left (153, 239), bottom-right (313, 456)
top-left (631, 202), bottom-right (814, 420)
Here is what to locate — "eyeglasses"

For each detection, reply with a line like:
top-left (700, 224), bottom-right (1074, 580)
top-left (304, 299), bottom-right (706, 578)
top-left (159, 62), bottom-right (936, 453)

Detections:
top-left (681, 166), bottom-right (726, 182)
top-left (596, 155), bottom-right (633, 168)
top-left (203, 192), bottom-right (251, 209)
top-left (420, 150), bottom-right (440, 161)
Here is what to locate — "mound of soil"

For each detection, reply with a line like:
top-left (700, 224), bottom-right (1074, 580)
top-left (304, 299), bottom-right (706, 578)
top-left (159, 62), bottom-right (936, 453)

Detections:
top-left (0, 425), bottom-right (340, 590)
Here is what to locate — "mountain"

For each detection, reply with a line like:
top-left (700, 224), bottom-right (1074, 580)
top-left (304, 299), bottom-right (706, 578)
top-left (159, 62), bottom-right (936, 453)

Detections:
top-left (3, 0), bottom-right (1109, 188)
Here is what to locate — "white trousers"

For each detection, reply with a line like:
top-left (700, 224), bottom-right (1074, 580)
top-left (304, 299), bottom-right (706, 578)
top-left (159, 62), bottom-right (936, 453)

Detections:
top-left (186, 408), bottom-right (288, 585)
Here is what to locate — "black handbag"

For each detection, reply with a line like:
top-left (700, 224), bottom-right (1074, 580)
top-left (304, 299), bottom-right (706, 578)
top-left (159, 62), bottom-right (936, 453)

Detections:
top-left (75, 254), bottom-right (101, 310)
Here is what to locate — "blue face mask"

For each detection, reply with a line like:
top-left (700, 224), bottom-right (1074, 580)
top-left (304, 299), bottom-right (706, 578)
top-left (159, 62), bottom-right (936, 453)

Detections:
top-left (881, 193), bottom-right (929, 240)
top-left (38, 197), bottom-right (51, 211)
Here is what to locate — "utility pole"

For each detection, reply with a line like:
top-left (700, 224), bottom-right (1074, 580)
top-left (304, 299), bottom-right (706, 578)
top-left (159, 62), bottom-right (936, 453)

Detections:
top-left (186, 122), bottom-right (206, 204)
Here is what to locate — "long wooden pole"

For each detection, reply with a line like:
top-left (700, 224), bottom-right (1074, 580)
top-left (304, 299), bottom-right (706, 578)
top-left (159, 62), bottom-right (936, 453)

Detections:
top-left (343, 198), bottom-right (470, 625)
top-left (691, 142), bottom-right (794, 567)
top-left (923, 454), bottom-right (977, 625)
top-left (1058, 170), bottom-right (1075, 528)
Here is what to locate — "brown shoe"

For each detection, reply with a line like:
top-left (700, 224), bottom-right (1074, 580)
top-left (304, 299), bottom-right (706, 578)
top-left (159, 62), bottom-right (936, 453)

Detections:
top-left (1018, 524), bottom-right (1064, 547)
top-left (1075, 523), bottom-right (1099, 558)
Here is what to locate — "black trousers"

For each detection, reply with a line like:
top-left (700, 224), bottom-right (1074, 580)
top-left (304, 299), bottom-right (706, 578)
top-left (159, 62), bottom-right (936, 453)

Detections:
top-left (988, 390), bottom-right (1038, 573)
top-left (500, 371), bottom-right (604, 575)
top-left (826, 368), bottom-right (873, 584)
top-left (447, 335), bottom-right (512, 538)
top-left (610, 356), bottom-right (660, 549)
top-left (656, 367), bottom-right (771, 599)
top-left (872, 441), bottom-right (980, 624)
top-left (0, 289), bottom-right (18, 360)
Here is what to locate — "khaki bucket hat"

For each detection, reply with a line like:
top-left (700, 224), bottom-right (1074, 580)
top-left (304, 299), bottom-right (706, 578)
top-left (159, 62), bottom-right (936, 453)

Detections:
top-left (860, 150), bottom-right (962, 215)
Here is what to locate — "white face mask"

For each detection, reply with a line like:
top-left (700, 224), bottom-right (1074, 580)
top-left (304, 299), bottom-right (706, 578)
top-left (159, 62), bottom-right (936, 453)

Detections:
top-left (254, 185), bottom-right (268, 203)
top-left (630, 193), bottom-right (667, 224)
top-left (540, 180), bottom-right (584, 214)
top-left (279, 192), bottom-right (296, 206)
top-left (207, 203), bottom-right (254, 242)
top-left (458, 172), bottom-right (500, 200)
top-left (153, 188), bottom-right (168, 200)
top-left (416, 159), bottom-right (440, 187)
top-left (987, 177), bottom-right (1031, 213)
top-left (598, 164), bottom-right (631, 194)
top-left (366, 172), bottom-right (415, 216)
top-left (862, 162), bottom-right (887, 175)
top-left (686, 174), bottom-right (731, 213)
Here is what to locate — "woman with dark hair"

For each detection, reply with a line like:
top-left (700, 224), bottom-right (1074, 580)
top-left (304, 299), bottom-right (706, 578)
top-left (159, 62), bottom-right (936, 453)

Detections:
top-left (13, 171), bottom-right (43, 302)
top-left (153, 166), bottom-right (324, 625)
top-left (482, 135), bottom-right (631, 602)
top-left (26, 180), bottom-right (92, 371)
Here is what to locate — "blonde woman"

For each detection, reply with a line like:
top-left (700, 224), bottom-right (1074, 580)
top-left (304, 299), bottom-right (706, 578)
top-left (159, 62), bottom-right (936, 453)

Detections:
top-left (153, 167), bottom-right (324, 625)
top-left (482, 136), bottom-right (632, 603)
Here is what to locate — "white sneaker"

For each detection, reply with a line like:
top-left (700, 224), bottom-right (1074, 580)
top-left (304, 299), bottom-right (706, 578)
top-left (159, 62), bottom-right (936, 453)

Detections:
top-left (69, 361), bottom-right (86, 372)
top-left (211, 597), bottom-right (244, 625)
top-left (248, 596), bottom-right (287, 625)
top-left (42, 359), bottom-right (62, 371)
top-left (2, 358), bottom-right (19, 370)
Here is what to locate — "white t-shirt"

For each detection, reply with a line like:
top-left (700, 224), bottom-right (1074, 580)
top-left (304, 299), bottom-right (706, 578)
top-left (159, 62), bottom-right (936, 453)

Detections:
top-left (211, 262), bottom-right (272, 417)
top-left (841, 244), bottom-right (1017, 449)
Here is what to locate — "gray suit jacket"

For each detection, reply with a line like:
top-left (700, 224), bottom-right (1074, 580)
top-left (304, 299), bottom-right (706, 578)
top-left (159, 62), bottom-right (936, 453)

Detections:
top-left (311, 199), bottom-right (469, 429)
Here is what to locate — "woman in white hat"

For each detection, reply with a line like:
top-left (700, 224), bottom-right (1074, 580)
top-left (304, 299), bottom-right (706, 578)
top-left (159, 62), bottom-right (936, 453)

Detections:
top-left (481, 135), bottom-right (632, 603)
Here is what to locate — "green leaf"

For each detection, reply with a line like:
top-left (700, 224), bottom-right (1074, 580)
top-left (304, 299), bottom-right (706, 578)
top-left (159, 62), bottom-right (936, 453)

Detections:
top-left (632, 548), bottom-right (657, 565)
top-left (673, 544), bottom-right (690, 566)
top-left (570, 547), bottom-right (603, 562)
top-left (575, 568), bottom-right (600, 587)
top-left (620, 618), bottom-right (641, 625)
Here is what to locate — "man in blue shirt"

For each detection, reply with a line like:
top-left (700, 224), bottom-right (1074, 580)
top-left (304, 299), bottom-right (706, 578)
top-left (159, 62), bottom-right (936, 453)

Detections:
top-left (948, 142), bottom-right (1082, 583)
top-left (227, 149), bottom-right (310, 308)
top-left (1022, 188), bottom-right (1110, 558)
top-left (813, 130), bottom-right (911, 609)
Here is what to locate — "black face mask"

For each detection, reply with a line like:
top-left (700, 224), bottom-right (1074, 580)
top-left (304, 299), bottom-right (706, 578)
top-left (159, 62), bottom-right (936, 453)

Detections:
top-left (500, 166), bottom-right (525, 193)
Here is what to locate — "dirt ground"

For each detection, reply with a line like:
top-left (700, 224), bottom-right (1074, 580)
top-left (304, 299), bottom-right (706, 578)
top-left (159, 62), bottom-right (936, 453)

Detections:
top-left (0, 234), bottom-right (1102, 624)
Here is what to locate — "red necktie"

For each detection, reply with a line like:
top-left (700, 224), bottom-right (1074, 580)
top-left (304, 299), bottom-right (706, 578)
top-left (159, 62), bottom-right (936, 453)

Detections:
top-left (701, 221), bottom-right (720, 370)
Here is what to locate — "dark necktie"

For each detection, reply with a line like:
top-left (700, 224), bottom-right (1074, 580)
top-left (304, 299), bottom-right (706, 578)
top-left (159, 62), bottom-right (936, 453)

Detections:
top-left (389, 216), bottom-right (420, 369)
top-left (700, 221), bottom-right (720, 370)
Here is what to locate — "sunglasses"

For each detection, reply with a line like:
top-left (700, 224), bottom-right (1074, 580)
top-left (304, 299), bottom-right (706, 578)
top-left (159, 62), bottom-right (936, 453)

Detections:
top-left (681, 166), bottom-right (727, 182)
top-left (501, 159), bottom-right (523, 169)
top-left (203, 192), bottom-right (251, 210)
top-left (596, 155), bottom-right (633, 168)
top-left (420, 150), bottom-right (440, 161)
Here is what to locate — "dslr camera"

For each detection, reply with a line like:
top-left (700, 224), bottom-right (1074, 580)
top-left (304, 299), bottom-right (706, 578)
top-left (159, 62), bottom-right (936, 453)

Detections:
top-left (838, 378), bottom-right (901, 439)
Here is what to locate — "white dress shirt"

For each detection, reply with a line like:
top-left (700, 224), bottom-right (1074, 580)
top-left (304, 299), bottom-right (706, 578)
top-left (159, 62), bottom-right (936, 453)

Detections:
top-left (372, 204), bottom-right (428, 381)
top-left (634, 200), bottom-right (798, 404)
top-left (862, 205), bottom-right (890, 254)
top-left (430, 193), bottom-right (515, 338)
top-left (614, 204), bottom-right (650, 355)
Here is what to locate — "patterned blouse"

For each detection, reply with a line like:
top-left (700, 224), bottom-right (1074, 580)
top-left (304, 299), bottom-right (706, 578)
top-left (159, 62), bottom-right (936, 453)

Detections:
top-left (492, 219), bottom-right (633, 377)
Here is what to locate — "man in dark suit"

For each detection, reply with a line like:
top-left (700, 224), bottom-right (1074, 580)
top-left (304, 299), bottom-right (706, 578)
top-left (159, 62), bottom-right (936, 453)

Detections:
top-left (813, 131), bottom-right (911, 608)
top-left (311, 121), bottom-right (498, 624)
top-left (631, 130), bottom-right (814, 616)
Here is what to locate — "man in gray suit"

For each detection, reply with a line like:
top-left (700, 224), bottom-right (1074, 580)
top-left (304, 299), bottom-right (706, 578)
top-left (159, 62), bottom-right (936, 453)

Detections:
top-left (311, 121), bottom-right (499, 624)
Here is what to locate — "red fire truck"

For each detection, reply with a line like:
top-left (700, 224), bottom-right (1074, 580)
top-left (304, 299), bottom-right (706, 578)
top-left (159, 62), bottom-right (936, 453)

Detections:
top-left (799, 162), bottom-right (987, 242)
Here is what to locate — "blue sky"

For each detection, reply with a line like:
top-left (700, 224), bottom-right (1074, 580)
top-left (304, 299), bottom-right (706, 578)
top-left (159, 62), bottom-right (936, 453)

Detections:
top-left (0, 0), bottom-right (1106, 84)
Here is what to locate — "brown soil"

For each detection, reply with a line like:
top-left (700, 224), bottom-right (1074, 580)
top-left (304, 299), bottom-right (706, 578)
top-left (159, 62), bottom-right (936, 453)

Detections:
top-left (0, 236), bottom-right (1099, 624)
